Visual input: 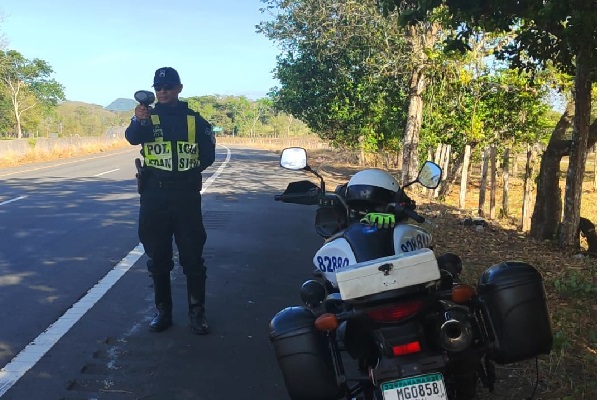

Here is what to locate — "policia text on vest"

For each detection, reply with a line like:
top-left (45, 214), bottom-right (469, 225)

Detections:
top-left (143, 114), bottom-right (203, 172)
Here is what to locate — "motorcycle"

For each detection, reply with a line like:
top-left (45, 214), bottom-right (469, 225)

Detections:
top-left (269, 147), bottom-right (553, 400)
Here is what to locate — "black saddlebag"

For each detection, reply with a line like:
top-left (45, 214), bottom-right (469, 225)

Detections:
top-left (269, 306), bottom-right (340, 400)
top-left (477, 261), bottom-right (553, 364)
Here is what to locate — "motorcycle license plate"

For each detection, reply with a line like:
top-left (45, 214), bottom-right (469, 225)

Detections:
top-left (381, 373), bottom-right (447, 400)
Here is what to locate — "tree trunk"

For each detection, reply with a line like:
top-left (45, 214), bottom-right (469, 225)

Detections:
top-left (559, 52), bottom-right (593, 248)
top-left (501, 147), bottom-right (510, 218)
top-left (592, 144), bottom-right (597, 192)
top-left (12, 94), bottom-right (23, 139)
top-left (400, 23), bottom-right (439, 185)
top-left (434, 144), bottom-right (450, 198)
top-left (443, 144), bottom-right (451, 178)
top-left (530, 102), bottom-right (575, 240)
top-left (530, 104), bottom-right (597, 241)
top-left (434, 143), bottom-right (443, 165)
top-left (437, 147), bottom-right (465, 201)
top-left (358, 136), bottom-right (366, 166)
top-left (521, 145), bottom-right (536, 232)
top-left (459, 144), bottom-right (472, 209)
top-left (401, 65), bottom-right (425, 185)
top-left (489, 144), bottom-right (497, 220)
top-left (287, 114), bottom-right (293, 137)
top-left (478, 147), bottom-right (489, 217)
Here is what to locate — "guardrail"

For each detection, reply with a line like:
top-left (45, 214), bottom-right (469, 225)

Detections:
top-left (0, 139), bottom-right (29, 156)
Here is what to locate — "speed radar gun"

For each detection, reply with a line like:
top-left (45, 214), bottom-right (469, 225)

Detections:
top-left (134, 90), bottom-right (155, 126)
top-left (133, 90), bottom-right (155, 194)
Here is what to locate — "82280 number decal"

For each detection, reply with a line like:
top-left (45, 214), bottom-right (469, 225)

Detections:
top-left (399, 232), bottom-right (432, 253)
top-left (316, 256), bottom-right (350, 272)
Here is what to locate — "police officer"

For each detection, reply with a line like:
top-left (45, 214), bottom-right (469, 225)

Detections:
top-left (125, 67), bottom-right (216, 335)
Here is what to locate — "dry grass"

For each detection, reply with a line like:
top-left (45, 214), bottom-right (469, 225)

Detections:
top-left (0, 139), bottom-right (131, 168)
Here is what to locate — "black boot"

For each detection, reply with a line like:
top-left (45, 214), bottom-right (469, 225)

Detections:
top-left (189, 305), bottom-right (209, 335)
top-left (149, 274), bottom-right (173, 332)
top-left (187, 275), bottom-right (208, 335)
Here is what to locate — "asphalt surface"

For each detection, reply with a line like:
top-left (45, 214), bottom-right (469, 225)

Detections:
top-left (0, 151), bottom-right (142, 371)
top-left (0, 145), bottom-right (323, 400)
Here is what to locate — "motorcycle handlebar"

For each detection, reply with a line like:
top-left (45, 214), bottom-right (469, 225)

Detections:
top-left (404, 207), bottom-right (426, 223)
top-left (390, 203), bottom-right (425, 223)
top-left (274, 192), bottom-right (320, 206)
top-left (276, 188), bottom-right (425, 222)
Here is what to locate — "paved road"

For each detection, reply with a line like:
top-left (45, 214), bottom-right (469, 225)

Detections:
top-left (0, 145), bottom-right (322, 399)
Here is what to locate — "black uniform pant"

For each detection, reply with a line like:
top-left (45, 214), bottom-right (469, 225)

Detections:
top-left (138, 187), bottom-right (207, 295)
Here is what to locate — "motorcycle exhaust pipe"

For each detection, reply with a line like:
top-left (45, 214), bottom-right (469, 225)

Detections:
top-left (437, 309), bottom-right (473, 352)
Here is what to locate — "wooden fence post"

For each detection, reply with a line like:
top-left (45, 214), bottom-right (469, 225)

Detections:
top-left (489, 144), bottom-right (497, 220)
top-left (501, 147), bottom-right (510, 218)
top-left (478, 147), bottom-right (490, 217)
top-left (520, 144), bottom-right (536, 232)
top-left (459, 144), bottom-right (471, 209)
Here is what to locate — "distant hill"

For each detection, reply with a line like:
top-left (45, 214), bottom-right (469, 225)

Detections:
top-left (55, 101), bottom-right (132, 136)
top-left (105, 98), bottom-right (137, 112)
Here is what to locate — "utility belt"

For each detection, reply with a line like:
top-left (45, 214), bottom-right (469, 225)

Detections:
top-left (144, 177), bottom-right (199, 191)
top-left (135, 158), bottom-right (200, 193)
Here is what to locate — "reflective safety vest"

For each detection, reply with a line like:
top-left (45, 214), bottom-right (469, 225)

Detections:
top-left (143, 114), bottom-right (200, 172)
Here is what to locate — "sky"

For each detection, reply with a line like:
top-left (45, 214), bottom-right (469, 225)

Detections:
top-left (0, 0), bottom-right (282, 107)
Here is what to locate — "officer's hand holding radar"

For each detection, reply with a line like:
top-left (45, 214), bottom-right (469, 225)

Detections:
top-left (134, 90), bottom-right (155, 126)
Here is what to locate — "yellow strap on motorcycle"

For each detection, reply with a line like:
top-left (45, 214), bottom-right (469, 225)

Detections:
top-left (187, 115), bottom-right (195, 142)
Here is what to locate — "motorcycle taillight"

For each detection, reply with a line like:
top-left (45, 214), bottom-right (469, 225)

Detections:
top-left (393, 341), bottom-right (422, 356)
top-left (367, 300), bottom-right (423, 322)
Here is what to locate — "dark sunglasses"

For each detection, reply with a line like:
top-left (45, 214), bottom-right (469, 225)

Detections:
top-left (154, 84), bottom-right (176, 91)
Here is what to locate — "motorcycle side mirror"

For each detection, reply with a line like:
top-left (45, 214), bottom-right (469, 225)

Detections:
top-left (280, 146), bottom-right (327, 193)
top-left (134, 90), bottom-right (156, 106)
top-left (280, 147), bottom-right (308, 170)
top-left (417, 161), bottom-right (442, 189)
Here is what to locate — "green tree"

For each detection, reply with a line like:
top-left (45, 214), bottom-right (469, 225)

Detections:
top-left (380, 0), bottom-right (596, 248)
top-left (183, 94), bottom-right (303, 137)
top-left (0, 50), bottom-right (65, 138)
top-left (258, 0), bottom-right (409, 160)
top-left (186, 95), bottom-right (219, 122)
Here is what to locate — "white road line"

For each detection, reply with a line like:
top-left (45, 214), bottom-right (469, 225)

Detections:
top-left (0, 196), bottom-right (28, 206)
top-left (93, 168), bottom-right (120, 177)
top-left (201, 145), bottom-right (231, 194)
top-left (0, 144), bottom-right (231, 397)
top-left (0, 244), bottom-right (144, 397)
